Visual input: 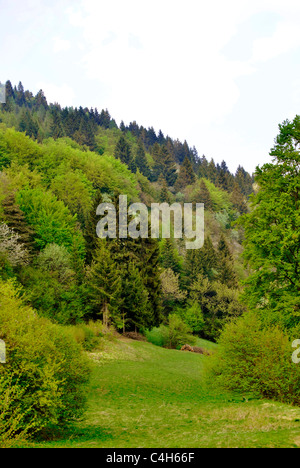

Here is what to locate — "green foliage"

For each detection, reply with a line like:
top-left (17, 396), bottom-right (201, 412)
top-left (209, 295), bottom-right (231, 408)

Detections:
top-left (146, 315), bottom-right (196, 350)
top-left (89, 239), bottom-right (122, 327)
top-left (0, 279), bottom-right (91, 438)
top-left (16, 188), bottom-right (85, 254)
top-left (238, 117), bottom-right (300, 328)
top-left (206, 311), bottom-right (300, 405)
top-left (175, 303), bottom-right (205, 334)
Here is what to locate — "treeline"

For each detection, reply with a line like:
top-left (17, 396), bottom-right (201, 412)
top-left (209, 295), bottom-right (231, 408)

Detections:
top-left (1, 80), bottom-right (254, 195)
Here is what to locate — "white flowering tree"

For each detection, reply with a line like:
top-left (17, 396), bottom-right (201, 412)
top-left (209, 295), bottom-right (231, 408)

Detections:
top-left (0, 223), bottom-right (29, 267)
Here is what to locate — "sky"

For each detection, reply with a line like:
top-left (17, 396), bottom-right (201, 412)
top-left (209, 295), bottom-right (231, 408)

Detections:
top-left (0, 0), bottom-right (299, 174)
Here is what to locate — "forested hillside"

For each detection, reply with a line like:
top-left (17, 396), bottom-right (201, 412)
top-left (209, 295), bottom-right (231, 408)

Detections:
top-left (0, 80), bottom-right (253, 340)
top-left (2, 80), bottom-right (299, 448)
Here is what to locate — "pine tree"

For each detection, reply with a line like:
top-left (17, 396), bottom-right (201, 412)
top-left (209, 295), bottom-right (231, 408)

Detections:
top-left (185, 236), bottom-right (217, 283)
top-left (194, 180), bottom-right (213, 211)
top-left (84, 191), bottom-right (103, 265)
top-left (231, 183), bottom-right (248, 214)
top-left (160, 238), bottom-right (181, 273)
top-left (135, 141), bottom-right (151, 178)
top-left (159, 184), bottom-right (171, 204)
top-left (121, 261), bottom-right (151, 331)
top-left (152, 144), bottom-right (177, 184)
top-left (50, 108), bottom-right (65, 139)
top-left (217, 235), bottom-right (238, 288)
top-left (175, 157), bottom-right (196, 191)
top-left (18, 109), bottom-right (38, 139)
top-left (114, 135), bottom-right (132, 167)
top-left (89, 239), bottom-right (122, 327)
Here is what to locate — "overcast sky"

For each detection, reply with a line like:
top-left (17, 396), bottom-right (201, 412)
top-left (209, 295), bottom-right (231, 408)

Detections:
top-left (1, 0), bottom-right (299, 173)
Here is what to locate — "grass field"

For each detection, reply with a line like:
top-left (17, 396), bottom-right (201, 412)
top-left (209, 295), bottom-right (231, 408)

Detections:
top-left (32, 337), bottom-right (300, 448)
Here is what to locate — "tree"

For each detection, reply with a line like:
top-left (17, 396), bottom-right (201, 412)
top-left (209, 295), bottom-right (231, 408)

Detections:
top-left (50, 108), bottom-right (65, 139)
top-left (114, 135), bottom-right (133, 168)
top-left (135, 141), bottom-right (151, 179)
top-left (160, 238), bottom-right (181, 273)
top-left (84, 191), bottom-right (104, 265)
top-left (194, 179), bottom-right (213, 211)
top-left (160, 268), bottom-right (187, 313)
top-left (0, 223), bottom-right (29, 268)
top-left (238, 116), bottom-right (300, 327)
top-left (152, 145), bottom-right (177, 185)
top-left (121, 261), bottom-right (151, 332)
top-left (217, 235), bottom-right (238, 288)
top-left (18, 110), bottom-right (39, 139)
top-left (89, 239), bottom-right (122, 327)
top-left (174, 157), bottom-right (196, 191)
top-left (230, 182), bottom-right (248, 214)
top-left (2, 191), bottom-right (35, 253)
top-left (185, 235), bottom-right (217, 283)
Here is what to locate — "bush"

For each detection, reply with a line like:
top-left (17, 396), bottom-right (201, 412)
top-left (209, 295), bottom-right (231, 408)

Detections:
top-left (0, 279), bottom-right (91, 443)
top-left (206, 311), bottom-right (300, 405)
top-left (146, 315), bottom-right (196, 350)
top-left (69, 321), bottom-right (104, 351)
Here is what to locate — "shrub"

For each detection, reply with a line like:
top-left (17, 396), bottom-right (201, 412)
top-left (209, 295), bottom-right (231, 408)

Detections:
top-left (0, 279), bottom-right (91, 442)
top-left (146, 315), bottom-right (196, 350)
top-left (206, 311), bottom-right (300, 405)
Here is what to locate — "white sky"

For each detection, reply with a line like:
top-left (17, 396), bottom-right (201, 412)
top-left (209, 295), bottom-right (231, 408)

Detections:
top-left (1, 0), bottom-right (299, 173)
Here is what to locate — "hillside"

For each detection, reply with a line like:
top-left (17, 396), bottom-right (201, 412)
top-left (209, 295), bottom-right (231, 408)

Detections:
top-left (0, 80), bottom-right (251, 341)
top-left (1, 80), bottom-right (299, 448)
top-left (31, 336), bottom-right (300, 449)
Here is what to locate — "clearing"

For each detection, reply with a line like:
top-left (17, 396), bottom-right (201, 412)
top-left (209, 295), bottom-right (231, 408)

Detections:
top-left (33, 337), bottom-right (300, 448)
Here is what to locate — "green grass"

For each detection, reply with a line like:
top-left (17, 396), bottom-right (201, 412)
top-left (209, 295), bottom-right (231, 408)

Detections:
top-left (30, 338), bottom-right (300, 448)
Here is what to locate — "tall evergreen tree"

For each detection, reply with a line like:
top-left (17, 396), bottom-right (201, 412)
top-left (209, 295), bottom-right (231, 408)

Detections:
top-left (175, 156), bottom-right (196, 191)
top-left (217, 235), bottom-right (238, 288)
top-left (84, 191), bottom-right (103, 265)
top-left (50, 108), bottom-right (65, 139)
top-left (114, 135), bottom-right (132, 167)
top-left (89, 239), bottom-right (122, 327)
top-left (194, 180), bottom-right (213, 211)
top-left (135, 141), bottom-right (151, 178)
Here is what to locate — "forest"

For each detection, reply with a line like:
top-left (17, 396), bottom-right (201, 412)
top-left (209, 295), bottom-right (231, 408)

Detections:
top-left (0, 80), bottom-right (299, 448)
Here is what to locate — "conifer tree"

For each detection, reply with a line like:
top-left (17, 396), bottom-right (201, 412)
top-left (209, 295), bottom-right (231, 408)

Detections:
top-left (185, 235), bottom-right (217, 283)
top-left (194, 180), bottom-right (213, 211)
top-left (50, 108), bottom-right (65, 139)
top-left (217, 234), bottom-right (238, 288)
top-left (89, 239), bottom-right (122, 328)
top-left (121, 261), bottom-right (151, 331)
top-left (175, 156), bottom-right (196, 191)
top-left (114, 135), bottom-right (132, 167)
top-left (135, 141), bottom-right (151, 179)
top-left (160, 238), bottom-right (181, 273)
top-left (84, 191), bottom-right (103, 265)
top-left (231, 183), bottom-right (248, 214)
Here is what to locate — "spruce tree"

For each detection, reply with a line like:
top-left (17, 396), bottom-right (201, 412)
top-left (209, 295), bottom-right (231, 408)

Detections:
top-left (175, 157), bottom-right (196, 191)
top-left (135, 141), bottom-right (151, 178)
top-left (217, 235), bottom-right (238, 288)
top-left (160, 238), bottom-right (181, 273)
top-left (114, 135), bottom-right (132, 167)
top-left (50, 108), bottom-right (65, 139)
top-left (89, 239), bottom-right (122, 328)
top-left (84, 191), bottom-right (103, 265)
top-left (194, 180), bottom-right (213, 211)
top-left (121, 261), bottom-right (151, 332)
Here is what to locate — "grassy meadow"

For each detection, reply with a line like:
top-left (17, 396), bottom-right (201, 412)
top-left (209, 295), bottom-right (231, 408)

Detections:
top-left (29, 337), bottom-right (300, 449)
